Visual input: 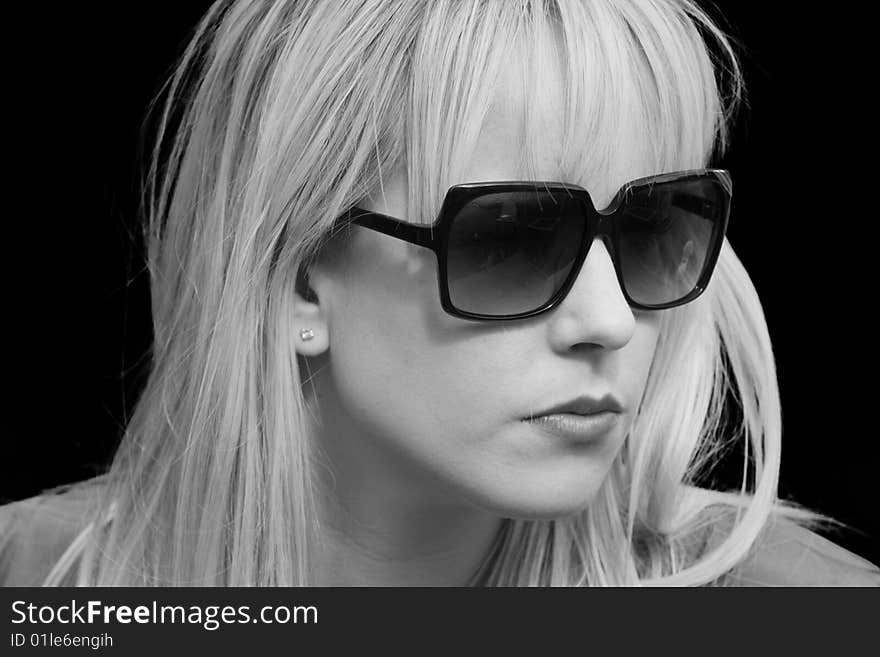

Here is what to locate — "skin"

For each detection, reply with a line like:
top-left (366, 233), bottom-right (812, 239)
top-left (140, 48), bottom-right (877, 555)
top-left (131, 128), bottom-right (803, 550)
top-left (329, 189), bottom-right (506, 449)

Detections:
top-left (291, 47), bottom-right (661, 586)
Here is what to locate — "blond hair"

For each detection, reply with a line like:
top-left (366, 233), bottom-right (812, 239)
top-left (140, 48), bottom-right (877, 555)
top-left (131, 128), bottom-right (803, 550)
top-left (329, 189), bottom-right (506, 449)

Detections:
top-left (47, 0), bottom-right (790, 586)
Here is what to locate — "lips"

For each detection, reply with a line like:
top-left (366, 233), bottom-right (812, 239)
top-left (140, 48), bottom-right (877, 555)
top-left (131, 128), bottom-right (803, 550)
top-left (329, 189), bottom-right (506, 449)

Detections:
top-left (523, 394), bottom-right (624, 420)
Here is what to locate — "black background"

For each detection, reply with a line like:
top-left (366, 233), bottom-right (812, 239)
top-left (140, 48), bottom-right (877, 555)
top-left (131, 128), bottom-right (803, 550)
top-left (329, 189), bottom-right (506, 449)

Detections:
top-left (3, 3), bottom-right (875, 566)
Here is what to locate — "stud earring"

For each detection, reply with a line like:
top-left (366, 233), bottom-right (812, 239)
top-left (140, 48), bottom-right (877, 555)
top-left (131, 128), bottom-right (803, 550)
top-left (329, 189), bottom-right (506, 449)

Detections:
top-left (299, 328), bottom-right (315, 341)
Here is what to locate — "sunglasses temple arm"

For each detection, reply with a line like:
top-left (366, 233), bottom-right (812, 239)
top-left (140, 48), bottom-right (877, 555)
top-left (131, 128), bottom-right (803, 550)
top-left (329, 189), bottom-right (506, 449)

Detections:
top-left (347, 209), bottom-right (439, 250)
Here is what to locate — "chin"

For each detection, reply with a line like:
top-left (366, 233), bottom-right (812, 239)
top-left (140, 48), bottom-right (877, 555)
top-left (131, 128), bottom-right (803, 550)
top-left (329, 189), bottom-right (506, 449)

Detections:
top-left (455, 419), bottom-right (625, 520)
top-left (468, 472), bottom-right (609, 521)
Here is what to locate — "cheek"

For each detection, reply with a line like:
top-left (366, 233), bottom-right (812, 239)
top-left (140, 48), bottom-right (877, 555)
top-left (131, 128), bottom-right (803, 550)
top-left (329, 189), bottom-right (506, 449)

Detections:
top-left (325, 298), bottom-right (509, 506)
top-left (325, 238), bottom-right (477, 438)
top-left (329, 309), bottom-right (493, 434)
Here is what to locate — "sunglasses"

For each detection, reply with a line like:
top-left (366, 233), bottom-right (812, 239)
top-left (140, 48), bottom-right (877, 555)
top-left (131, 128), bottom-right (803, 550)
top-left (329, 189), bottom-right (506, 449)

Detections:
top-left (328, 169), bottom-right (731, 321)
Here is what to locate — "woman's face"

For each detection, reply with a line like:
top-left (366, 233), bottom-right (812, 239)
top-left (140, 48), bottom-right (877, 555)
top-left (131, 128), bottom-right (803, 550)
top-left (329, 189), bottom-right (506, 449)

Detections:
top-left (302, 55), bottom-right (662, 521)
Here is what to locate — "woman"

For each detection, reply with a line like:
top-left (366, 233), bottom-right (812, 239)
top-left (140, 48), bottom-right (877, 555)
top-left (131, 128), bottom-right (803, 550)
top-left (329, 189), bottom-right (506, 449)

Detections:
top-left (1, 0), bottom-right (877, 586)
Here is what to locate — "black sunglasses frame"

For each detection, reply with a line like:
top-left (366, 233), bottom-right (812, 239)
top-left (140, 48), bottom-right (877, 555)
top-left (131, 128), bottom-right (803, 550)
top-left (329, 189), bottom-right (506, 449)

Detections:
top-left (329, 168), bottom-right (731, 321)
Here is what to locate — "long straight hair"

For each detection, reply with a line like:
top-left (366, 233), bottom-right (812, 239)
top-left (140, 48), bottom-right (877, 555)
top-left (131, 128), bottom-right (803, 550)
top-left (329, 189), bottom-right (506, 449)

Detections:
top-left (47, 0), bottom-right (790, 586)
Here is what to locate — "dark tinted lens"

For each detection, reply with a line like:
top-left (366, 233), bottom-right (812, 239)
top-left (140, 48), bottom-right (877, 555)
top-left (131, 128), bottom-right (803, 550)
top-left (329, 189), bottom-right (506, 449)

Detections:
top-left (446, 190), bottom-right (584, 316)
top-left (616, 178), bottom-right (723, 306)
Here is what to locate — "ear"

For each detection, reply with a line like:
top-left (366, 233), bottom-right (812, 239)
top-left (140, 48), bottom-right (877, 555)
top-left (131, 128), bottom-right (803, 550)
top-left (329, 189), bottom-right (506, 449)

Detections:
top-left (291, 264), bottom-right (330, 357)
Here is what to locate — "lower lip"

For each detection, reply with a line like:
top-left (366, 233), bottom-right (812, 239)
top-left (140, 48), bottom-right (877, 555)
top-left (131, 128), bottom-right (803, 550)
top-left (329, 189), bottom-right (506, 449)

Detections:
top-left (523, 412), bottom-right (619, 442)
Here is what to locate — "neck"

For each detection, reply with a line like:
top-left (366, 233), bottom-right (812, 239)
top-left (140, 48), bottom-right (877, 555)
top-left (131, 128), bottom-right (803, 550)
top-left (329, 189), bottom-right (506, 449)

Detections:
top-left (312, 492), bottom-right (503, 586)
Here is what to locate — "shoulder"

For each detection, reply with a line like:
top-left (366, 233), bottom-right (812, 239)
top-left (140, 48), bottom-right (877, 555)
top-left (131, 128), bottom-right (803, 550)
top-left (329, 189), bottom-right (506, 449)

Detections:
top-left (725, 515), bottom-right (880, 587)
top-left (0, 478), bottom-right (106, 586)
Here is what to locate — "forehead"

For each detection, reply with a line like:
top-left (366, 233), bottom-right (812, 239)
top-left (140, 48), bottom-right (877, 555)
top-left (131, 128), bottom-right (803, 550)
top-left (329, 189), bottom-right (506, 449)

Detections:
top-left (458, 30), bottom-right (655, 209)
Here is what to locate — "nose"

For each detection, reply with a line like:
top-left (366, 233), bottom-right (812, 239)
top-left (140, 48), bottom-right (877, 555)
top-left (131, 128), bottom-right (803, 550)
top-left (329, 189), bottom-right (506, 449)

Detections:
top-left (546, 238), bottom-right (635, 351)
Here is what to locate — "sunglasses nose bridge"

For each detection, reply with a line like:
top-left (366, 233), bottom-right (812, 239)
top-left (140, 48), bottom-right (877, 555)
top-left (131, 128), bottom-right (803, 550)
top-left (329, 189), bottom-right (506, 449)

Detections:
top-left (587, 211), bottom-right (617, 270)
top-left (558, 198), bottom-right (619, 295)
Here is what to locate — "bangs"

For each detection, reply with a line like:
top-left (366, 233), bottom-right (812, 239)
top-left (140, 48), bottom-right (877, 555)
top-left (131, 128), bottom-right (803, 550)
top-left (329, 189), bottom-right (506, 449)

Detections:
top-left (401, 0), bottom-right (739, 222)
